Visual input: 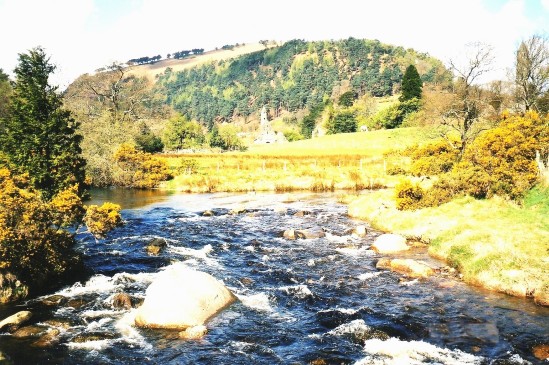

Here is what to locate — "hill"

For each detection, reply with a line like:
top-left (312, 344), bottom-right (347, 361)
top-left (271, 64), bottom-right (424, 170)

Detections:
top-left (153, 38), bottom-right (451, 128)
top-left (65, 37), bottom-right (450, 132)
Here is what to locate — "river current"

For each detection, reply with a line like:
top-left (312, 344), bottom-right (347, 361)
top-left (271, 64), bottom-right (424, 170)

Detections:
top-left (0, 190), bottom-right (547, 364)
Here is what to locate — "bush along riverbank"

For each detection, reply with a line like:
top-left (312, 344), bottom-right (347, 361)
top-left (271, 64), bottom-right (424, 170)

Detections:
top-left (347, 186), bottom-right (549, 306)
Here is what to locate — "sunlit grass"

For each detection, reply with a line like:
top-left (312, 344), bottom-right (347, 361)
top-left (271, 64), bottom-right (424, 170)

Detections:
top-left (158, 128), bottom-right (430, 193)
top-left (348, 188), bottom-right (549, 298)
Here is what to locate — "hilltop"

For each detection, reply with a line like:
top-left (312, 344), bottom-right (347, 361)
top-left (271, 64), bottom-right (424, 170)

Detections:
top-left (126, 42), bottom-right (277, 82)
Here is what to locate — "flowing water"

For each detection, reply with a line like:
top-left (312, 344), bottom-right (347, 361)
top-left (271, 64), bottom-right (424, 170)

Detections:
top-left (0, 190), bottom-right (547, 364)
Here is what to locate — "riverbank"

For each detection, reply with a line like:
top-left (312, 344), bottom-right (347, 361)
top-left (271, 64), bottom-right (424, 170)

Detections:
top-left (347, 186), bottom-right (549, 305)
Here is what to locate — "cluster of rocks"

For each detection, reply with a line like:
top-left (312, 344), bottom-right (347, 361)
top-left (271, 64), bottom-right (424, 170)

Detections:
top-left (0, 264), bottom-right (238, 353)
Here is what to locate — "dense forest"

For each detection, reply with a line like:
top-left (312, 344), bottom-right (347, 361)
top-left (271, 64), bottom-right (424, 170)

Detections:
top-left (155, 38), bottom-right (450, 127)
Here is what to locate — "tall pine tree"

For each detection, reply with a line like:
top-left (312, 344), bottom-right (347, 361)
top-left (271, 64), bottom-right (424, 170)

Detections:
top-left (0, 47), bottom-right (87, 199)
top-left (400, 64), bottom-right (423, 101)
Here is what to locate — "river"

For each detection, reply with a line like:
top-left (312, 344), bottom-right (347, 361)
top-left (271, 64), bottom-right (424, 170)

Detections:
top-left (0, 189), bottom-right (547, 364)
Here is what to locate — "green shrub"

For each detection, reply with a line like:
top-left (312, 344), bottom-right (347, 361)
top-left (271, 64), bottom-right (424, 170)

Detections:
top-left (326, 110), bottom-right (357, 134)
top-left (178, 158), bottom-right (200, 175)
top-left (338, 91), bottom-right (357, 107)
top-left (135, 133), bottom-right (164, 153)
top-left (283, 130), bottom-right (304, 142)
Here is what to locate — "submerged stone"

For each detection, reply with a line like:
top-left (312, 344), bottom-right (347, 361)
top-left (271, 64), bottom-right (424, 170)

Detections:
top-left (31, 329), bottom-right (60, 348)
top-left (533, 344), bottom-right (549, 360)
top-left (377, 258), bottom-right (434, 278)
top-left (179, 325), bottom-right (208, 339)
top-left (72, 332), bottom-right (118, 343)
top-left (112, 292), bottom-right (133, 310)
top-left (12, 325), bottom-right (48, 338)
top-left (146, 238), bottom-right (167, 255)
top-left (41, 294), bottom-right (66, 306)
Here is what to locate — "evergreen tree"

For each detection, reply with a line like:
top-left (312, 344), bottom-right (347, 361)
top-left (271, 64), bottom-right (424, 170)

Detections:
top-left (0, 47), bottom-right (87, 199)
top-left (0, 68), bottom-right (11, 121)
top-left (400, 64), bottom-right (423, 101)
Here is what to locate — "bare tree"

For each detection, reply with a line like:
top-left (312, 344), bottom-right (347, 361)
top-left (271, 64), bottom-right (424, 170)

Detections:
top-left (442, 43), bottom-right (494, 159)
top-left (513, 35), bottom-right (549, 112)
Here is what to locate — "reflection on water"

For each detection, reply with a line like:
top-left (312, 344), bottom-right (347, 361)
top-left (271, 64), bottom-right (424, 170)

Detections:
top-left (88, 187), bottom-right (174, 210)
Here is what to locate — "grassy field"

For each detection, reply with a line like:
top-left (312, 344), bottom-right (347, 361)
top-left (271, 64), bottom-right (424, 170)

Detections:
top-left (347, 186), bottom-right (549, 303)
top-left (159, 128), bottom-right (430, 193)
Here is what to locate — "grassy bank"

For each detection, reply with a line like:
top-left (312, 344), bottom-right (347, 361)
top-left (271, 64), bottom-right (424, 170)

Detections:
top-left (347, 186), bottom-right (549, 303)
top-left (159, 128), bottom-right (429, 192)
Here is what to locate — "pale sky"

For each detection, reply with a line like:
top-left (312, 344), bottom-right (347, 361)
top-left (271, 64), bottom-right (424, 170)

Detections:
top-left (1, 0), bottom-right (548, 88)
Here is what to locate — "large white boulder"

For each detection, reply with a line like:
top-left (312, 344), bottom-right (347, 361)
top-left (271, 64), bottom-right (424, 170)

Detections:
top-left (371, 234), bottom-right (409, 253)
top-left (135, 265), bottom-right (236, 329)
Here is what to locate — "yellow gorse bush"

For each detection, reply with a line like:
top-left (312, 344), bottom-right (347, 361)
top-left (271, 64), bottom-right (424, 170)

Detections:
top-left (114, 143), bottom-right (173, 188)
top-left (84, 202), bottom-right (123, 238)
top-left (0, 168), bottom-right (82, 286)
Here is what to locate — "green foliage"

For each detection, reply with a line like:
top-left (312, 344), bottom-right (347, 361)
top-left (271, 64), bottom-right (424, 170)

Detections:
top-left (409, 140), bottom-right (459, 176)
top-left (178, 158), bottom-right (200, 175)
top-left (369, 99), bottom-right (421, 129)
top-left (156, 38), bottom-right (447, 127)
top-left (326, 110), bottom-right (357, 134)
top-left (83, 202), bottom-right (123, 238)
top-left (386, 166), bottom-right (407, 175)
top-left (0, 48), bottom-right (87, 200)
top-left (209, 124), bottom-right (244, 151)
top-left (0, 68), bottom-right (11, 121)
top-left (135, 122), bottom-right (163, 153)
top-left (395, 179), bottom-right (424, 210)
top-left (338, 91), bottom-right (357, 107)
top-left (113, 144), bottom-right (173, 188)
top-left (400, 64), bottom-right (423, 101)
top-left (283, 129), bottom-right (304, 142)
top-left (162, 115), bottom-right (205, 150)
top-left (0, 168), bottom-right (83, 288)
top-left (300, 102), bottom-right (326, 138)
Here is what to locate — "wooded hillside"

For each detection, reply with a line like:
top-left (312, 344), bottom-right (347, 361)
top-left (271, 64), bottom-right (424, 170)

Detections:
top-left (153, 38), bottom-right (450, 127)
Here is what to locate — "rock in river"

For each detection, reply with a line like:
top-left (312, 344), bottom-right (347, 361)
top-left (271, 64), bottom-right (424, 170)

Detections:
top-left (0, 311), bottom-right (32, 332)
top-left (0, 271), bottom-right (28, 303)
top-left (376, 258), bottom-right (434, 278)
top-left (371, 234), bottom-right (409, 253)
top-left (282, 227), bottom-right (326, 240)
top-left (146, 238), bottom-right (167, 255)
top-left (12, 325), bottom-right (47, 338)
top-left (112, 292), bottom-right (133, 310)
top-left (135, 264), bottom-right (237, 329)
